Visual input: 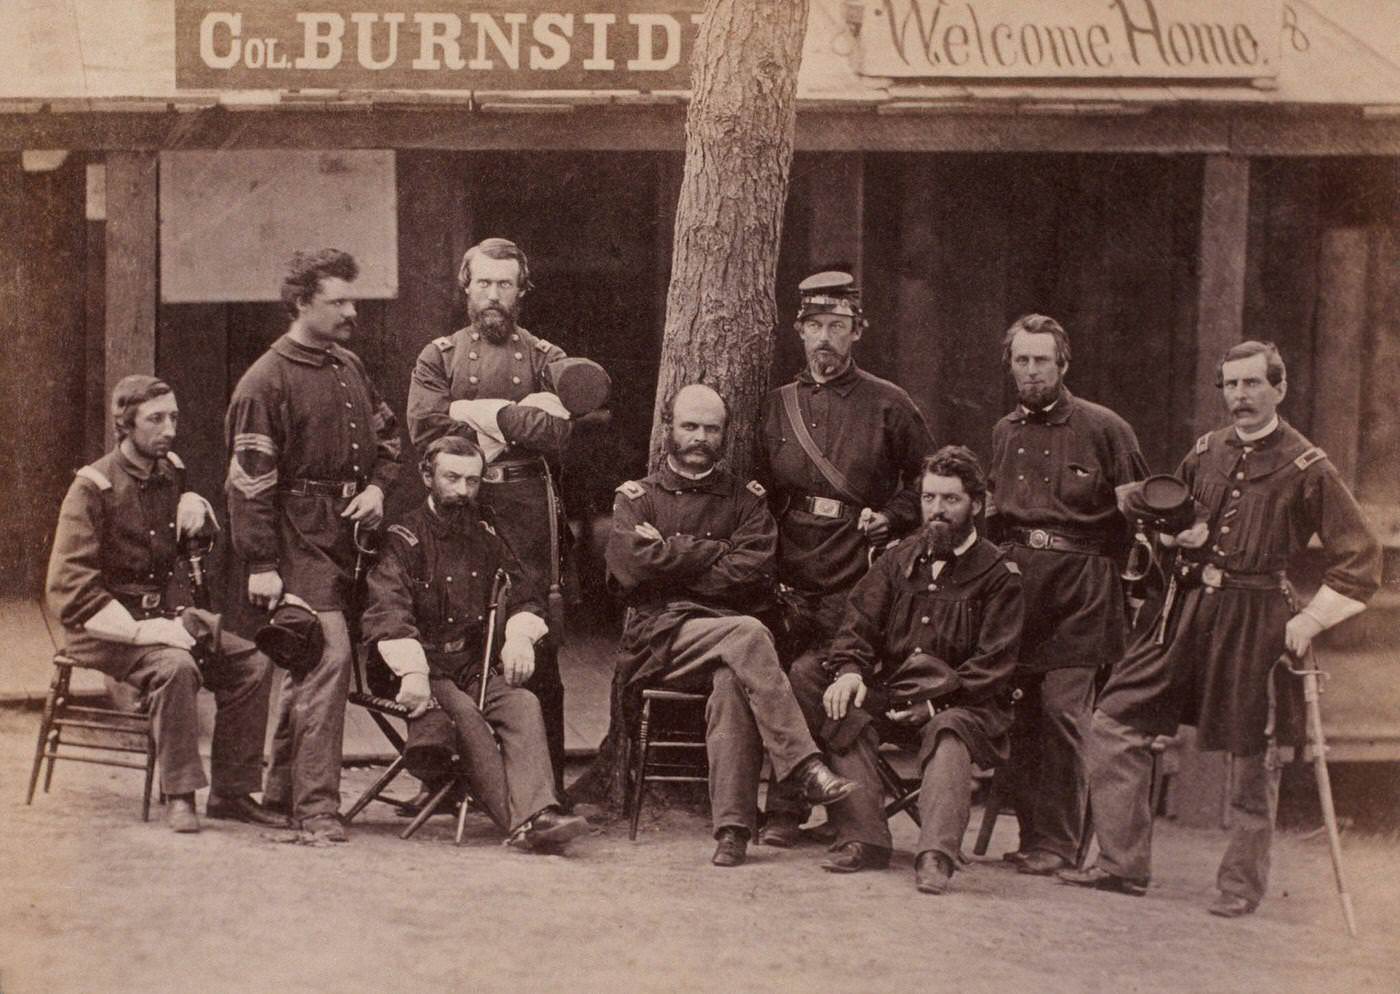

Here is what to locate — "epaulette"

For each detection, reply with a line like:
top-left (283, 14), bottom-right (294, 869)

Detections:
top-left (433, 335), bottom-right (455, 354)
top-left (75, 466), bottom-right (112, 490)
top-left (479, 518), bottom-right (497, 536)
top-left (1195, 432), bottom-right (1211, 455)
top-left (165, 451), bottom-right (185, 470)
top-left (616, 480), bottom-right (646, 500)
top-left (1294, 447), bottom-right (1327, 471)
top-left (746, 480), bottom-right (767, 498)
top-left (534, 338), bottom-right (554, 354)
top-left (1003, 560), bottom-right (1021, 576)
top-left (387, 524), bottom-right (418, 546)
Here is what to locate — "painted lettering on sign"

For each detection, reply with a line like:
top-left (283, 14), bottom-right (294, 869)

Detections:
top-left (860, 0), bottom-right (1280, 79)
top-left (177, 2), bottom-right (706, 90)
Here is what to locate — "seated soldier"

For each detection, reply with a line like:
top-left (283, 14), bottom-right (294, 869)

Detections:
top-left (789, 445), bottom-right (1024, 893)
top-left (361, 435), bottom-right (587, 852)
top-left (46, 375), bottom-right (281, 833)
top-left (605, 383), bottom-right (858, 868)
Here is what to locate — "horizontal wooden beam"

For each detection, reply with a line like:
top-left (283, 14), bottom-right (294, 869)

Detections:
top-left (0, 106), bottom-right (1396, 155)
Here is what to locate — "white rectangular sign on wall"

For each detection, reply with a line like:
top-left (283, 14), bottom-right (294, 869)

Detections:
top-left (160, 149), bottom-right (398, 303)
top-left (859, 0), bottom-right (1281, 79)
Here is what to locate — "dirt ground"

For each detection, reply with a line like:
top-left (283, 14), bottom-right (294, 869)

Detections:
top-left (1, 707), bottom-right (1397, 994)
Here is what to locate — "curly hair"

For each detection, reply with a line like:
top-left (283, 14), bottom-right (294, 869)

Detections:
top-left (920, 444), bottom-right (987, 503)
top-left (280, 249), bottom-right (359, 318)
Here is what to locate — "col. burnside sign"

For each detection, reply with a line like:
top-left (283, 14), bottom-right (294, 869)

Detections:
top-left (859, 0), bottom-right (1281, 79)
top-left (175, 0), bottom-right (1283, 92)
top-left (175, 1), bottom-right (706, 90)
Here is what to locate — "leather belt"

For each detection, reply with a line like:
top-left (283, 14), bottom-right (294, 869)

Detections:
top-left (796, 495), bottom-right (859, 520)
top-left (1199, 565), bottom-right (1285, 592)
top-left (281, 479), bottom-right (358, 499)
top-left (482, 460), bottom-right (546, 484)
top-left (1009, 527), bottom-right (1106, 555)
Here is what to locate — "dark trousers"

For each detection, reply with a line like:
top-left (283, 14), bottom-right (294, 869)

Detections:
top-left (67, 629), bottom-right (272, 797)
top-left (430, 675), bottom-right (559, 832)
top-left (264, 610), bottom-right (352, 821)
top-left (1005, 666), bottom-right (1095, 861)
top-left (765, 647), bottom-right (828, 821)
top-left (525, 641), bottom-right (566, 795)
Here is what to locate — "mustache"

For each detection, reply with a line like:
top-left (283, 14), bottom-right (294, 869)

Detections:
top-left (681, 442), bottom-right (718, 457)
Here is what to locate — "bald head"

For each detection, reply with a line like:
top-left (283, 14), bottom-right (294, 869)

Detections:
top-left (667, 383), bottom-right (727, 473)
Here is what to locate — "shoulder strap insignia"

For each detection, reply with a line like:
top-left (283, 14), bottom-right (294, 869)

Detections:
top-left (617, 480), bottom-right (646, 500)
top-left (75, 466), bottom-right (112, 491)
top-left (1003, 560), bottom-right (1022, 576)
top-left (433, 335), bottom-right (455, 354)
top-left (1294, 447), bottom-right (1327, 471)
top-left (1195, 432), bottom-right (1212, 455)
top-left (479, 518), bottom-right (497, 536)
top-left (387, 524), bottom-right (418, 547)
top-left (534, 337), bottom-right (554, 354)
top-left (746, 480), bottom-right (767, 498)
top-left (165, 451), bottom-right (185, 470)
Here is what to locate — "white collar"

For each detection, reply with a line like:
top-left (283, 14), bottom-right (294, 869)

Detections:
top-left (666, 456), bottom-right (715, 481)
top-left (1235, 415), bottom-right (1279, 444)
top-left (1019, 398), bottom-right (1058, 417)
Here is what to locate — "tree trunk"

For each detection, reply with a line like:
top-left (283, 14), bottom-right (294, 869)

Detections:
top-left (569, 0), bottom-right (809, 811)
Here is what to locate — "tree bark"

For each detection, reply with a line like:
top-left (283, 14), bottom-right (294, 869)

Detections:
top-left (570, 0), bottom-right (809, 811)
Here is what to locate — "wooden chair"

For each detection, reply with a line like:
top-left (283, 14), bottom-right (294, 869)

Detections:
top-left (26, 654), bottom-right (157, 820)
top-left (623, 688), bottom-right (710, 840)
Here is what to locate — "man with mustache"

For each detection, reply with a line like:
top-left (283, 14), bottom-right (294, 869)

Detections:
top-left (986, 314), bottom-right (1148, 876)
top-left (1062, 341), bottom-right (1380, 917)
top-left (607, 384), bottom-right (859, 868)
top-left (755, 271), bottom-right (933, 848)
top-left (786, 446), bottom-right (1024, 890)
top-left (361, 435), bottom-right (588, 852)
top-left (407, 238), bottom-right (580, 793)
top-left (47, 375), bottom-right (281, 833)
top-left (226, 249), bottom-right (403, 841)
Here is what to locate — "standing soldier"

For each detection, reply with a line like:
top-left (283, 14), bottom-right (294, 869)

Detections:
top-left (407, 237), bottom-right (587, 790)
top-left (1061, 341), bottom-right (1381, 917)
top-left (987, 314), bottom-right (1148, 876)
top-left (755, 271), bottom-right (933, 848)
top-left (48, 375), bottom-right (280, 833)
top-left (226, 249), bottom-right (403, 842)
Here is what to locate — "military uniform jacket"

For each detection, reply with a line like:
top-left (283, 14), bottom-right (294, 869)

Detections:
top-left (407, 323), bottom-right (569, 460)
top-left (48, 446), bottom-right (192, 631)
top-left (225, 334), bottom-right (402, 610)
top-left (605, 464), bottom-right (778, 689)
top-left (361, 502), bottom-right (543, 684)
top-left (987, 388), bottom-right (1148, 672)
top-left (824, 533), bottom-right (1024, 769)
top-left (1099, 419), bottom-right (1382, 753)
top-left (756, 362), bottom-right (933, 601)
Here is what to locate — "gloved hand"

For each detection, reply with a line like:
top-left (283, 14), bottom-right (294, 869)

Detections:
top-left (133, 617), bottom-right (197, 650)
top-left (500, 636), bottom-right (536, 687)
top-left (396, 671), bottom-right (432, 718)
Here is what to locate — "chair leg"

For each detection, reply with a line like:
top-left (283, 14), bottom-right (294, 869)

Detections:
top-left (454, 782), bottom-right (472, 846)
top-left (26, 678), bottom-right (60, 805)
top-left (141, 731), bottom-right (157, 822)
top-left (973, 771), bottom-right (1003, 856)
top-left (628, 701), bottom-right (653, 842)
top-left (400, 778), bottom-right (456, 840)
top-left (343, 755), bottom-right (407, 824)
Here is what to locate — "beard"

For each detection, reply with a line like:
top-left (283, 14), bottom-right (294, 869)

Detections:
top-left (433, 494), bottom-right (475, 527)
top-left (924, 514), bottom-right (974, 557)
top-left (1016, 378), bottom-right (1061, 411)
top-left (469, 299), bottom-right (517, 344)
top-left (806, 345), bottom-right (849, 379)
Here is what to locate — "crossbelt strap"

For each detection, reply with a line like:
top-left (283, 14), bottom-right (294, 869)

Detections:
top-left (778, 383), bottom-right (869, 508)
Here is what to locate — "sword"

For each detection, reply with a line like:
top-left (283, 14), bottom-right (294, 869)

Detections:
top-left (1287, 647), bottom-right (1359, 938)
top-left (478, 569), bottom-right (509, 711)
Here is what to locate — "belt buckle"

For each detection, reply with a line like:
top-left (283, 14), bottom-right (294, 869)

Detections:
top-left (340, 482), bottom-right (358, 499)
top-left (139, 592), bottom-right (162, 610)
top-left (482, 465), bottom-right (505, 484)
top-left (1201, 564), bottom-right (1224, 589)
top-left (442, 638), bottom-right (466, 653)
top-left (810, 497), bottom-right (842, 519)
top-left (1028, 529), bottom-right (1050, 550)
